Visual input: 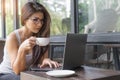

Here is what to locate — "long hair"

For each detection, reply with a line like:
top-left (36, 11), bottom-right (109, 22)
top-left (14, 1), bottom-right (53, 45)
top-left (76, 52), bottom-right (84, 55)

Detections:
top-left (21, 1), bottom-right (51, 65)
top-left (21, 1), bottom-right (51, 37)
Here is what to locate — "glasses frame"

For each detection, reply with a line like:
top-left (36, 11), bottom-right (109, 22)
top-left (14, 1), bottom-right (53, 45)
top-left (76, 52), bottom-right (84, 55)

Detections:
top-left (30, 17), bottom-right (44, 25)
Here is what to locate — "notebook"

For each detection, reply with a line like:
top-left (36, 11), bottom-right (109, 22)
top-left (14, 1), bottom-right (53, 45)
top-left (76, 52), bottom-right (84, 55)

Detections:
top-left (30, 33), bottom-right (87, 71)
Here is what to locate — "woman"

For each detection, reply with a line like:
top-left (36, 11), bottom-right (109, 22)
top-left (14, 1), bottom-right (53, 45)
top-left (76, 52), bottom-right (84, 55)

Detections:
top-left (0, 1), bottom-right (59, 80)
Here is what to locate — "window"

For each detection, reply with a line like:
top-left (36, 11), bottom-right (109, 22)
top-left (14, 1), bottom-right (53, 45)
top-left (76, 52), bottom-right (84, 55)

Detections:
top-left (78, 0), bottom-right (120, 33)
top-left (5, 0), bottom-right (13, 36)
top-left (37, 0), bottom-right (71, 36)
top-left (1, 0), bottom-right (120, 38)
top-left (19, 0), bottom-right (72, 36)
top-left (0, 0), bottom-right (2, 37)
top-left (0, 0), bottom-right (74, 38)
top-left (0, 0), bottom-right (28, 38)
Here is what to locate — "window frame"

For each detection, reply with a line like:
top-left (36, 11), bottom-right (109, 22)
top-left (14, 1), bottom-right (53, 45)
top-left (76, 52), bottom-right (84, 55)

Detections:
top-left (0, 0), bottom-right (79, 39)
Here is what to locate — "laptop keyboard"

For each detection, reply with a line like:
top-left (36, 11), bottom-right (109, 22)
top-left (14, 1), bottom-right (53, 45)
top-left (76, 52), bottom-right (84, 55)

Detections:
top-left (30, 65), bottom-right (63, 72)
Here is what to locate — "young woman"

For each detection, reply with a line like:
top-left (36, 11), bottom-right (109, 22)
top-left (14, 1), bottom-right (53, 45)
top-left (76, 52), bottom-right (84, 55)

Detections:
top-left (0, 1), bottom-right (59, 80)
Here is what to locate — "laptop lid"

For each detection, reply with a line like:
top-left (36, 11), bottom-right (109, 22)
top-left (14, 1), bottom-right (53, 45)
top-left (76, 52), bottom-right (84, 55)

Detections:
top-left (62, 33), bottom-right (87, 70)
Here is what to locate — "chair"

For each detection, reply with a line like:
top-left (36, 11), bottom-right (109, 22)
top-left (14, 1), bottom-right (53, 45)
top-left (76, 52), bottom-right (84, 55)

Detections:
top-left (85, 34), bottom-right (114, 69)
top-left (85, 45), bottom-right (113, 69)
top-left (84, 9), bottom-right (118, 68)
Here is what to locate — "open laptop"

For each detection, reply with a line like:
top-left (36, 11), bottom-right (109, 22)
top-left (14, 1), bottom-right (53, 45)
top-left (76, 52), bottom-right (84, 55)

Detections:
top-left (30, 33), bottom-right (87, 71)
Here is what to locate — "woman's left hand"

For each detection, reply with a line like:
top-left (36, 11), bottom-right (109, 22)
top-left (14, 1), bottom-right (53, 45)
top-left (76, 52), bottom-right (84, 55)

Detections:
top-left (39, 58), bottom-right (60, 68)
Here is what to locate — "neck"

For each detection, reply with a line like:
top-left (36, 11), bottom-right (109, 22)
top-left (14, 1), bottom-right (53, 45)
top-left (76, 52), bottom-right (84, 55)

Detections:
top-left (21, 27), bottom-right (33, 40)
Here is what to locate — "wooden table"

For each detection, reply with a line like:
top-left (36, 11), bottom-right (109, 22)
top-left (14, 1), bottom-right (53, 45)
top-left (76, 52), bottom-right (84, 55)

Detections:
top-left (21, 66), bottom-right (120, 80)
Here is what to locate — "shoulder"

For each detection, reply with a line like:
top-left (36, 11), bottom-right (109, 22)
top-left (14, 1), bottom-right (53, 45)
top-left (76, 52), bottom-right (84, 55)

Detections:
top-left (7, 31), bottom-right (17, 41)
top-left (6, 30), bottom-right (20, 47)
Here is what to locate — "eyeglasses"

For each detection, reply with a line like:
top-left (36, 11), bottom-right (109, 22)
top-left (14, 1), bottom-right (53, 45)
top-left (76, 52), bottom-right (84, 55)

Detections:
top-left (30, 17), bottom-right (44, 25)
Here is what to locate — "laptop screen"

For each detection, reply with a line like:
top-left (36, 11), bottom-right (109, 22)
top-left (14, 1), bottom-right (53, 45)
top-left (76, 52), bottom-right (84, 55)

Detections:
top-left (62, 33), bottom-right (87, 70)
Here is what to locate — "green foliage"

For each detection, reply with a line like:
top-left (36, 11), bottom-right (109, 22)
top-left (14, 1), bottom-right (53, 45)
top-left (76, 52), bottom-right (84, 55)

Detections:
top-left (37, 0), bottom-right (70, 35)
top-left (6, 14), bottom-right (13, 36)
top-left (78, 3), bottom-right (88, 33)
top-left (50, 13), bottom-right (70, 35)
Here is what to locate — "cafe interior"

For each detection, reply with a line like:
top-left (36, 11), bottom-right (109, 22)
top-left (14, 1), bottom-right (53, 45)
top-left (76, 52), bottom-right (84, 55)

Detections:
top-left (1, 0), bottom-right (120, 80)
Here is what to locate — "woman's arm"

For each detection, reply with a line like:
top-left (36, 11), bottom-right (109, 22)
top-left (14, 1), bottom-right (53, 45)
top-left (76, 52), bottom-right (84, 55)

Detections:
top-left (6, 32), bottom-right (36, 75)
top-left (6, 33), bottom-right (26, 75)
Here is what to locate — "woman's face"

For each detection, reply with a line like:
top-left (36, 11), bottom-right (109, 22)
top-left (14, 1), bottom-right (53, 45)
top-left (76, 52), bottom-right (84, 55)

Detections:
top-left (25, 12), bottom-right (44, 33)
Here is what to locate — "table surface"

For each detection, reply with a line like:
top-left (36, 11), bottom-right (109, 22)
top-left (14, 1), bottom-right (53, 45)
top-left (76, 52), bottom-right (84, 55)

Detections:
top-left (21, 66), bottom-right (120, 80)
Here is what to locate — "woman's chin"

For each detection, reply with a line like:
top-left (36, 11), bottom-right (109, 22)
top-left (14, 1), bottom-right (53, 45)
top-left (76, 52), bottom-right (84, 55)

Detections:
top-left (33, 30), bottom-right (39, 33)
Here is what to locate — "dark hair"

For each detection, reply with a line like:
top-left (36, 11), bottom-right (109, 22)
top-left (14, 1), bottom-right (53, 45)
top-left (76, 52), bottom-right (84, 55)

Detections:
top-left (21, 1), bottom-right (51, 37)
top-left (21, 2), bottom-right (51, 65)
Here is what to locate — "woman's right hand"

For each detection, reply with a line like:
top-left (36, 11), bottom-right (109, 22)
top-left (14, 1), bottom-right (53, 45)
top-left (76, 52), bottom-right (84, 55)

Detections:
top-left (19, 36), bottom-right (36, 54)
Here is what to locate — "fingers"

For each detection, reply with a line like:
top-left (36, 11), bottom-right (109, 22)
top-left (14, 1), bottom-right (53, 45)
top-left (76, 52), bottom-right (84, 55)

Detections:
top-left (48, 62), bottom-right (52, 68)
top-left (21, 37), bottom-right (36, 51)
top-left (29, 37), bottom-right (36, 45)
top-left (50, 61), bottom-right (59, 68)
top-left (26, 37), bottom-right (36, 48)
top-left (40, 60), bottom-right (52, 68)
top-left (40, 62), bottom-right (52, 68)
top-left (40, 58), bottom-right (60, 68)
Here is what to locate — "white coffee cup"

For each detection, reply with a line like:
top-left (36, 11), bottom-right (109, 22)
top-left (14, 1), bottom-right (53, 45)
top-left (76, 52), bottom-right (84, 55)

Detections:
top-left (36, 38), bottom-right (49, 46)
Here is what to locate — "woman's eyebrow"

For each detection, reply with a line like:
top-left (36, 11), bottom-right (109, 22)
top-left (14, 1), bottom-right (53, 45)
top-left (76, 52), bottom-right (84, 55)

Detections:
top-left (32, 17), bottom-right (44, 20)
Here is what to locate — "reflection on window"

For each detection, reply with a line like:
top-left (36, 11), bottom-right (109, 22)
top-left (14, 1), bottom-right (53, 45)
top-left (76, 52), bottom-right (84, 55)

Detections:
top-left (5, 0), bottom-right (13, 36)
top-left (0, 0), bottom-right (1, 38)
top-left (78, 0), bottom-right (120, 33)
top-left (38, 0), bottom-right (71, 36)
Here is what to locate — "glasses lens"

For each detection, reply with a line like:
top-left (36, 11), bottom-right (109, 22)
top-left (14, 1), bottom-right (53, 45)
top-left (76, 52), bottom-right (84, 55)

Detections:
top-left (31, 18), bottom-right (43, 24)
top-left (33, 18), bottom-right (39, 22)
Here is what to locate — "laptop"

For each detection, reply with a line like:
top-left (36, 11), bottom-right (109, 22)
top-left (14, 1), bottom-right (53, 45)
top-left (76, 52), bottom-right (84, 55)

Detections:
top-left (30, 33), bottom-right (87, 71)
